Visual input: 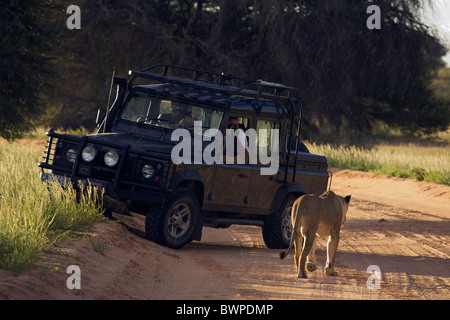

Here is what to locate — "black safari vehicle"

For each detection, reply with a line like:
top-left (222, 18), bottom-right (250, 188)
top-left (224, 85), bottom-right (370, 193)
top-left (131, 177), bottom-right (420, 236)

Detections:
top-left (38, 64), bottom-right (329, 249)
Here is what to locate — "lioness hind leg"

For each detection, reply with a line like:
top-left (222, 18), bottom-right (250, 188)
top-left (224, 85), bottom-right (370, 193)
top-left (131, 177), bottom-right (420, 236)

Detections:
top-left (325, 234), bottom-right (339, 276)
top-left (306, 236), bottom-right (317, 272)
top-left (294, 234), bottom-right (302, 274)
top-left (298, 234), bottom-right (315, 278)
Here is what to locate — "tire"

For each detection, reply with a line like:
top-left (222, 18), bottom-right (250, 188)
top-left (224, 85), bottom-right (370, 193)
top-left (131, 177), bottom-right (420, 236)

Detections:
top-left (262, 194), bottom-right (298, 249)
top-left (145, 190), bottom-right (200, 249)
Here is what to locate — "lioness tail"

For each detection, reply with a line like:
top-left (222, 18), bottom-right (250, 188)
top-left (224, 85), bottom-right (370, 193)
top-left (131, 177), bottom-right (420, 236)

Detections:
top-left (278, 207), bottom-right (306, 260)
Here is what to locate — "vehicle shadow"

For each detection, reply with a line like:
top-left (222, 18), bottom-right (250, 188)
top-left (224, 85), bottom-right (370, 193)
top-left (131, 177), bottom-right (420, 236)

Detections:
top-left (113, 212), bottom-right (268, 252)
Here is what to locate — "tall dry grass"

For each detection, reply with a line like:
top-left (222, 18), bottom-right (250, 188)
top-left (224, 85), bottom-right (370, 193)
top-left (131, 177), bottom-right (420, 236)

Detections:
top-left (0, 141), bottom-right (103, 274)
top-left (308, 143), bottom-right (450, 185)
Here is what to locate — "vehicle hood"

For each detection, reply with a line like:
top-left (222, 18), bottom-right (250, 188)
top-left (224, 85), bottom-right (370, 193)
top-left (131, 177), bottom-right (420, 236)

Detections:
top-left (86, 132), bottom-right (176, 157)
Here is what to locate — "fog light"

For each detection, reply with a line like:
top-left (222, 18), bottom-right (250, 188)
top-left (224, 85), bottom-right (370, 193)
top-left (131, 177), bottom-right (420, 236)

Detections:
top-left (82, 146), bottom-right (97, 162)
top-left (66, 148), bottom-right (77, 163)
top-left (142, 164), bottom-right (155, 179)
top-left (104, 150), bottom-right (119, 167)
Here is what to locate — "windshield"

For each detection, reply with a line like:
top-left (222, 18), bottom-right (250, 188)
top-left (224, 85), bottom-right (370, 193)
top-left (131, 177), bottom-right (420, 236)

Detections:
top-left (120, 91), bottom-right (224, 131)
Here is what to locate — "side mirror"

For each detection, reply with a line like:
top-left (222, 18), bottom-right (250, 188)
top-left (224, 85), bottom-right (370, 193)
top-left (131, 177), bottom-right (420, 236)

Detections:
top-left (96, 108), bottom-right (106, 127)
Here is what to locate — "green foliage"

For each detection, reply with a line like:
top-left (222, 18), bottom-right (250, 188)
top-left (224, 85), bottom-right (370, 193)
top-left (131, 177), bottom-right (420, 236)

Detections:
top-left (430, 67), bottom-right (450, 102)
top-left (0, 0), bottom-right (63, 140)
top-left (2, 1), bottom-right (450, 138)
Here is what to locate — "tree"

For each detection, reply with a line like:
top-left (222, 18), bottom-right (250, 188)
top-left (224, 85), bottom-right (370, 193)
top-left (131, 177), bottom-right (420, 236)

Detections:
top-left (18, 0), bottom-right (448, 139)
top-left (0, 0), bottom-right (62, 140)
top-left (242, 0), bottom-right (449, 139)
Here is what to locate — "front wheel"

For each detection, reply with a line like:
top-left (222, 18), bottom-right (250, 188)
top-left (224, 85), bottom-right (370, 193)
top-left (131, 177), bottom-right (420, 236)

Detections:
top-left (145, 190), bottom-right (200, 249)
top-left (262, 194), bottom-right (298, 249)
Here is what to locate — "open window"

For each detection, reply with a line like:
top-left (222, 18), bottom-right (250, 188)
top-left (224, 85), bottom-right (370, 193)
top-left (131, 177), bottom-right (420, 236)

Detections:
top-left (256, 119), bottom-right (281, 156)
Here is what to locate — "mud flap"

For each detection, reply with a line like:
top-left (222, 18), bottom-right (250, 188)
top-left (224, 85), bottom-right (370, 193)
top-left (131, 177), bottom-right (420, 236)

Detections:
top-left (192, 211), bottom-right (204, 241)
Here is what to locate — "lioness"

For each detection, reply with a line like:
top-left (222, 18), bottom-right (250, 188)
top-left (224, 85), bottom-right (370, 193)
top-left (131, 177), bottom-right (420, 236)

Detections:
top-left (279, 191), bottom-right (351, 278)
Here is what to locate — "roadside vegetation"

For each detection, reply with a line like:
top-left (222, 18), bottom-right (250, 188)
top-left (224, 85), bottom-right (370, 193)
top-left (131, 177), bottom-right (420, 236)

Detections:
top-left (308, 140), bottom-right (450, 186)
top-left (1, 127), bottom-right (449, 274)
top-left (0, 141), bottom-right (104, 275)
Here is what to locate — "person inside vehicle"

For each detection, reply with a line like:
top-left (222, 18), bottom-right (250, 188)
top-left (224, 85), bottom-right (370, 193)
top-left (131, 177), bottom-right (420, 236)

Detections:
top-left (224, 117), bottom-right (249, 162)
top-left (168, 101), bottom-right (195, 128)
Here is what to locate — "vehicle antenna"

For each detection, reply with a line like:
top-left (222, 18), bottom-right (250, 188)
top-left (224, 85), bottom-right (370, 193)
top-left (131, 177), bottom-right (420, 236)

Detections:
top-left (104, 70), bottom-right (116, 133)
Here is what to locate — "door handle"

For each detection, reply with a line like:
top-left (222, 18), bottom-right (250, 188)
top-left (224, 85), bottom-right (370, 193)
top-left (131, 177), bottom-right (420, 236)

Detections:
top-left (238, 173), bottom-right (248, 179)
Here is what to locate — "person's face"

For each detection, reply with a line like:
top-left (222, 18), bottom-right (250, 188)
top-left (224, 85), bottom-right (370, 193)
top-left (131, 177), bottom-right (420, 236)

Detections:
top-left (227, 118), bottom-right (238, 129)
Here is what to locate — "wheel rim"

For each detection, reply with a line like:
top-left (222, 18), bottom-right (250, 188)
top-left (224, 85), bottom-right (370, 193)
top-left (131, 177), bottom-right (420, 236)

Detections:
top-left (281, 204), bottom-right (293, 243)
top-left (167, 203), bottom-right (191, 239)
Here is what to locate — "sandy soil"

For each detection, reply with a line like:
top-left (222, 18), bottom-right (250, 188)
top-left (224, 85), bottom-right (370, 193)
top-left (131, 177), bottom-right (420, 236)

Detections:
top-left (1, 169), bottom-right (449, 300)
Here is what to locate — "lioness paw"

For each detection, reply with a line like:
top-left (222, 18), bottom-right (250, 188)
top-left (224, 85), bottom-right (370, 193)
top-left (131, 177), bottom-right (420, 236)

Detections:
top-left (306, 262), bottom-right (317, 272)
top-left (324, 267), bottom-right (338, 276)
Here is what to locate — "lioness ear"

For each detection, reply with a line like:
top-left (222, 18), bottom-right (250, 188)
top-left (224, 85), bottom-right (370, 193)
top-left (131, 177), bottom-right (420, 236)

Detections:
top-left (345, 194), bottom-right (351, 203)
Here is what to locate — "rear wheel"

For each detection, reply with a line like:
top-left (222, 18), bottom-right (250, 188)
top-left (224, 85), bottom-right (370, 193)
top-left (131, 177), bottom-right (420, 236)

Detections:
top-left (145, 190), bottom-right (200, 249)
top-left (262, 194), bottom-right (298, 249)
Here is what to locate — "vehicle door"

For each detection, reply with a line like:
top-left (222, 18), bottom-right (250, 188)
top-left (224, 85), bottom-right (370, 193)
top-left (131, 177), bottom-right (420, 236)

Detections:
top-left (210, 116), bottom-right (251, 207)
top-left (247, 118), bottom-right (282, 210)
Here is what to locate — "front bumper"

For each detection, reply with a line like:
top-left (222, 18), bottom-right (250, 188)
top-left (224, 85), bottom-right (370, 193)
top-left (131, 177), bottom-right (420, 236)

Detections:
top-left (40, 171), bottom-right (129, 213)
top-left (39, 171), bottom-right (166, 214)
top-left (37, 130), bottom-right (171, 214)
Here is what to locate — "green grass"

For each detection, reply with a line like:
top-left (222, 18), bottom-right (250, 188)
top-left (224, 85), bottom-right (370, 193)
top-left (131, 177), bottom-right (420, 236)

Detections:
top-left (309, 142), bottom-right (450, 186)
top-left (0, 141), bottom-right (104, 274)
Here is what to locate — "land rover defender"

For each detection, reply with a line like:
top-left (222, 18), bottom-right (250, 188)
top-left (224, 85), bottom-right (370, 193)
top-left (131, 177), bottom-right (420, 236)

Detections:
top-left (38, 64), bottom-right (329, 249)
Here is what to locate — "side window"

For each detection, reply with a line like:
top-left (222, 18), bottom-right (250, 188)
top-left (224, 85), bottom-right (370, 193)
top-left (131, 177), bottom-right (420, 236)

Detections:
top-left (238, 117), bottom-right (249, 130)
top-left (223, 115), bottom-right (250, 158)
top-left (210, 110), bottom-right (223, 129)
top-left (256, 119), bottom-right (281, 156)
top-left (159, 100), bottom-right (172, 114)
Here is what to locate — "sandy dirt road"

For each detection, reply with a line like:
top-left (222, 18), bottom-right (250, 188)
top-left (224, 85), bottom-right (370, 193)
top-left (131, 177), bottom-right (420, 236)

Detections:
top-left (1, 169), bottom-right (449, 300)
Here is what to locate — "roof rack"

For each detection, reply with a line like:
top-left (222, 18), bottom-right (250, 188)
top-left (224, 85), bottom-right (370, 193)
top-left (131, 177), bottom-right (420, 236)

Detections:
top-left (128, 64), bottom-right (296, 104)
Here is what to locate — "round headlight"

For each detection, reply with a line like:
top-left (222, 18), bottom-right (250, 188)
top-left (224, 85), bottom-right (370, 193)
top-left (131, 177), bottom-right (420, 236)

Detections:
top-left (142, 164), bottom-right (155, 179)
top-left (82, 146), bottom-right (97, 162)
top-left (104, 150), bottom-right (119, 167)
top-left (66, 148), bottom-right (77, 163)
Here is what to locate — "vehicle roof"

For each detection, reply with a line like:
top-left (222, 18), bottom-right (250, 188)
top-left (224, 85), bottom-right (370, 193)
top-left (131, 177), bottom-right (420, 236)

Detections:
top-left (133, 83), bottom-right (288, 115)
top-left (127, 64), bottom-right (297, 116)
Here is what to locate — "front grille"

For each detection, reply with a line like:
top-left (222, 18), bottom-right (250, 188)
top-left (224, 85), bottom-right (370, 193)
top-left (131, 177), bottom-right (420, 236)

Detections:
top-left (78, 144), bottom-right (166, 188)
top-left (77, 147), bottom-right (117, 182)
top-left (38, 130), bottom-right (168, 192)
top-left (39, 134), bottom-right (80, 173)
